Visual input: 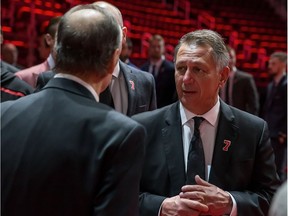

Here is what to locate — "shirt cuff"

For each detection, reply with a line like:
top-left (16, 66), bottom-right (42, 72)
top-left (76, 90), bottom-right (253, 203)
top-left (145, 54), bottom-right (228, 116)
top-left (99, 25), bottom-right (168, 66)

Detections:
top-left (226, 192), bottom-right (237, 216)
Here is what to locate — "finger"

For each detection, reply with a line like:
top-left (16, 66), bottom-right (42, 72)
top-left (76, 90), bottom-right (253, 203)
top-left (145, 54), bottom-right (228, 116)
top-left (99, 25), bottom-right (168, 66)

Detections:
top-left (195, 175), bottom-right (211, 186)
top-left (179, 191), bottom-right (205, 202)
top-left (180, 198), bottom-right (209, 213)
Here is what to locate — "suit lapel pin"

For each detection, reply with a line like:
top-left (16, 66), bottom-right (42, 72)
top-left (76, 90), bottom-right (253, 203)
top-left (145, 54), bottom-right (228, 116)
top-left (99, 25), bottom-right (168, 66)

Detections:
top-left (223, 140), bottom-right (231, 151)
top-left (129, 80), bottom-right (135, 90)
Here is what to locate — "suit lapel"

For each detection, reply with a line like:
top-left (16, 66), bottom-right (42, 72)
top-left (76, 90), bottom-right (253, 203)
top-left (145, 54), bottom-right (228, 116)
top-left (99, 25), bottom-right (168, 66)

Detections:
top-left (209, 101), bottom-right (238, 188)
top-left (162, 102), bottom-right (186, 194)
top-left (120, 61), bottom-right (137, 116)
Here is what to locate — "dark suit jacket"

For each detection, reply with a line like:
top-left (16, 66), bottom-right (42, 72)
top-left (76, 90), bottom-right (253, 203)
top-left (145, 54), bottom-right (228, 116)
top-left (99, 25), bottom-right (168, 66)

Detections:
top-left (141, 59), bottom-right (177, 108)
top-left (1, 60), bottom-right (20, 73)
top-left (132, 100), bottom-right (279, 216)
top-left (1, 69), bottom-right (34, 102)
top-left (1, 78), bottom-right (145, 216)
top-left (35, 61), bottom-right (157, 116)
top-left (263, 75), bottom-right (287, 138)
top-left (231, 70), bottom-right (259, 115)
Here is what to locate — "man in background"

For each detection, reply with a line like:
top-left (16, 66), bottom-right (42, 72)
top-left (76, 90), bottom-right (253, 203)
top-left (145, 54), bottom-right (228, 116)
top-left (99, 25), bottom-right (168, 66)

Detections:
top-left (220, 45), bottom-right (259, 115)
top-left (2, 4), bottom-right (145, 216)
top-left (141, 34), bottom-right (177, 108)
top-left (15, 16), bottom-right (61, 88)
top-left (120, 37), bottom-right (138, 68)
top-left (93, 1), bottom-right (157, 116)
top-left (263, 51), bottom-right (287, 182)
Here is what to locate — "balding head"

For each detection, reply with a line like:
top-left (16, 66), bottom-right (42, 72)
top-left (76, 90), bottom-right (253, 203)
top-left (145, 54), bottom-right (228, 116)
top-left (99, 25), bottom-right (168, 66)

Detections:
top-left (93, 1), bottom-right (127, 50)
top-left (54, 4), bottom-right (121, 78)
top-left (2, 43), bottom-right (18, 65)
top-left (93, 1), bottom-right (123, 27)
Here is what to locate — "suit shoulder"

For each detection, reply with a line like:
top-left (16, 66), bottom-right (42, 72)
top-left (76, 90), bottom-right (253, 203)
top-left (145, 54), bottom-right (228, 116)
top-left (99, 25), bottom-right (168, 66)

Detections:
top-left (230, 106), bottom-right (265, 125)
top-left (132, 103), bottom-right (173, 123)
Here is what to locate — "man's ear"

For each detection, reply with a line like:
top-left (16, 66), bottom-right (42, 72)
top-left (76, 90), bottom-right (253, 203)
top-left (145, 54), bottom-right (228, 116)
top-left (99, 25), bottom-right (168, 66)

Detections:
top-left (219, 66), bottom-right (230, 88)
top-left (122, 26), bottom-right (127, 44)
top-left (45, 33), bottom-right (54, 47)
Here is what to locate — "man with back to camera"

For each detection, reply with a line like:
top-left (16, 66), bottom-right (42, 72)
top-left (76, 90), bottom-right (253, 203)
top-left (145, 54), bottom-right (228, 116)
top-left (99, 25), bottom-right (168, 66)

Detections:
top-left (132, 29), bottom-right (280, 216)
top-left (1, 4), bottom-right (145, 216)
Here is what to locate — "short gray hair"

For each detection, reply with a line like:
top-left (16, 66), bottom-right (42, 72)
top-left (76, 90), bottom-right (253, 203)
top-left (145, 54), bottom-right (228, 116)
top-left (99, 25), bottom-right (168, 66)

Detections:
top-left (270, 52), bottom-right (287, 64)
top-left (174, 29), bottom-right (229, 71)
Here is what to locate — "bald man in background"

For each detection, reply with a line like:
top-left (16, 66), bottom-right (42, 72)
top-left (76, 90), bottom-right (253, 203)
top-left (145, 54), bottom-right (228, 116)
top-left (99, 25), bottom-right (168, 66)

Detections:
top-left (93, 1), bottom-right (157, 116)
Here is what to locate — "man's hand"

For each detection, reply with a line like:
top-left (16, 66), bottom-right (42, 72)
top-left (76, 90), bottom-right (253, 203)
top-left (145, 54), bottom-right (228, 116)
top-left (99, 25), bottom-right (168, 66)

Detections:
top-left (160, 195), bottom-right (209, 216)
top-left (180, 175), bottom-right (233, 216)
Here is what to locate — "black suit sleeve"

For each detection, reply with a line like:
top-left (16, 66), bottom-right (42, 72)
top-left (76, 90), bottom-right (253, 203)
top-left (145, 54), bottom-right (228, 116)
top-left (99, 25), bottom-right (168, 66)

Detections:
top-left (93, 122), bottom-right (146, 216)
top-left (230, 121), bottom-right (280, 216)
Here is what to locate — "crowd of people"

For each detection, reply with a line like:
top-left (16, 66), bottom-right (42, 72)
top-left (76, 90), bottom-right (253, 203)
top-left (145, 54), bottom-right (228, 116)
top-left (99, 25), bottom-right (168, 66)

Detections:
top-left (1, 1), bottom-right (287, 216)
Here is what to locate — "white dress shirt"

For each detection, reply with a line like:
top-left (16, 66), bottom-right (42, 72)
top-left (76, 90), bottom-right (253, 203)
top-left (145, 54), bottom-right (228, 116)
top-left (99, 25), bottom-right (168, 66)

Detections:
top-left (179, 98), bottom-right (237, 216)
top-left (110, 62), bottom-right (128, 114)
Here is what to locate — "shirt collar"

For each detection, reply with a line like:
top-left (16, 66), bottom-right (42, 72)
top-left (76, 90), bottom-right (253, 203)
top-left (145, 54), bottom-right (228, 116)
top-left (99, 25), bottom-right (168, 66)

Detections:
top-left (180, 97), bottom-right (220, 127)
top-left (112, 61), bottom-right (120, 78)
top-left (47, 54), bottom-right (55, 69)
top-left (54, 73), bottom-right (99, 102)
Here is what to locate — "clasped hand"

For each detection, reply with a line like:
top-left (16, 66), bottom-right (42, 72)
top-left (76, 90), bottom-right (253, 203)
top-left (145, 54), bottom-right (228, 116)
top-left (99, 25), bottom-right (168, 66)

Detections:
top-left (160, 175), bottom-right (232, 216)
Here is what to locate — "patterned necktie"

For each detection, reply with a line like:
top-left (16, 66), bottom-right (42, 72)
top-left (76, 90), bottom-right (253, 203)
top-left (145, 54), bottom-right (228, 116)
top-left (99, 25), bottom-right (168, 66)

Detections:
top-left (186, 117), bottom-right (205, 184)
top-left (99, 86), bottom-right (114, 108)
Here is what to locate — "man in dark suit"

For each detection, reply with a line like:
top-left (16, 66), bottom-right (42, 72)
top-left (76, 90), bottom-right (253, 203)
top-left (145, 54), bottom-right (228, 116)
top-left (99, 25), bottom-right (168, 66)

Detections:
top-left (132, 29), bottom-right (280, 216)
top-left (1, 4), bottom-right (145, 216)
top-left (220, 45), bottom-right (259, 115)
top-left (36, 1), bottom-right (157, 116)
top-left (263, 51), bottom-right (287, 182)
top-left (141, 34), bottom-right (177, 108)
top-left (1, 69), bottom-right (34, 102)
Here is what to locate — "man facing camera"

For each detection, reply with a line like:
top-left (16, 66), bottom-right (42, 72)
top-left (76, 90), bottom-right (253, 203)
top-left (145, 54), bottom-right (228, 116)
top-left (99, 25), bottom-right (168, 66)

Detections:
top-left (1, 4), bottom-right (145, 216)
top-left (132, 29), bottom-right (279, 216)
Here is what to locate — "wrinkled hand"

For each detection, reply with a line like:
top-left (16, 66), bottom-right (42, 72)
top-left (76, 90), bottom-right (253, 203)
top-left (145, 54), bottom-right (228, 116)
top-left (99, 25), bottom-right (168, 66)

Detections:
top-left (180, 175), bottom-right (232, 216)
top-left (160, 195), bottom-right (209, 216)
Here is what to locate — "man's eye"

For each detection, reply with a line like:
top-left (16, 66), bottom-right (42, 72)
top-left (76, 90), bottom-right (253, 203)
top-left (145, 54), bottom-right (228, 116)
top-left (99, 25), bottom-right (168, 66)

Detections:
top-left (177, 66), bottom-right (186, 74)
top-left (192, 67), bottom-right (203, 73)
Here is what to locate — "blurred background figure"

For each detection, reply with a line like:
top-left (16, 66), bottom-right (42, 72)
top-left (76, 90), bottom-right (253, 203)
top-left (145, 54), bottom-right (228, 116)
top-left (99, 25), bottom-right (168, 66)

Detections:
top-left (141, 34), bottom-right (176, 108)
top-left (15, 16), bottom-right (61, 88)
top-left (220, 45), bottom-right (259, 115)
top-left (262, 51), bottom-right (287, 182)
top-left (1, 27), bottom-right (34, 101)
top-left (0, 28), bottom-right (19, 73)
top-left (120, 37), bottom-right (137, 68)
top-left (37, 34), bottom-right (51, 61)
top-left (1, 43), bottom-right (23, 69)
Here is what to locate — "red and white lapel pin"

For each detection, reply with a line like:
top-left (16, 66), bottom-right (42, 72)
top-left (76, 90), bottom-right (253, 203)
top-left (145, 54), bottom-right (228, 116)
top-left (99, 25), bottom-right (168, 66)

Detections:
top-left (223, 140), bottom-right (231, 151)
top-left (129, 80), bottom-right (135, 90)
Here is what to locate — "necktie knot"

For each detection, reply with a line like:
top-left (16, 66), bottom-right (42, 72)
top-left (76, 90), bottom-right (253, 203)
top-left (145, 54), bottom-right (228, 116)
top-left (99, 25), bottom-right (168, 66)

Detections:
top-left (193, 117), bottom-right (204, 130)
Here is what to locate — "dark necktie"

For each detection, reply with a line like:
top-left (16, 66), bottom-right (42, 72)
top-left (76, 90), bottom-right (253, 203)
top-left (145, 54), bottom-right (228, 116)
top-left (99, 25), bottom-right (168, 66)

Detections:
top-left (225, 78), bottom-right (230, 104)
top-left (186, 117), bottom-right (205, 184)
top-left (151, 65), bottom-right (156, 78)
top-left (99, 86), bottom-right (114, 108)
